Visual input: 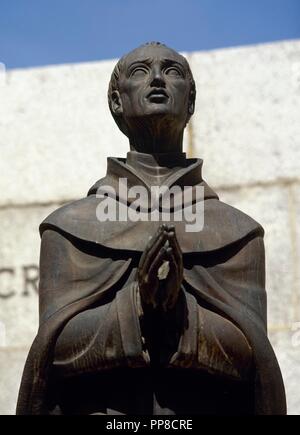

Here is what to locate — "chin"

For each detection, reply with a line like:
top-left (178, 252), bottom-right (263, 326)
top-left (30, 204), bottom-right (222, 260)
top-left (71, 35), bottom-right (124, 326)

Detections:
top-left (144, 104), bottom-right (173, 117)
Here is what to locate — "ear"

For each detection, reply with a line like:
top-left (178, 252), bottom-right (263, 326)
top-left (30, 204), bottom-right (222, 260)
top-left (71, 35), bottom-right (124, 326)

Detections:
top-left (187, 84), bottom-right (196, 116)
top-left (111, 90), bottom-right (123, 115)
top-left (188, 95), bottom-right (195, 116)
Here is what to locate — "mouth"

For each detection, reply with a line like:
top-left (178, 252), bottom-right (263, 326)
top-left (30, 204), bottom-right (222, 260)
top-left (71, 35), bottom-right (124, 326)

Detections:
top-left (147, 88), bottom-right (169, 103)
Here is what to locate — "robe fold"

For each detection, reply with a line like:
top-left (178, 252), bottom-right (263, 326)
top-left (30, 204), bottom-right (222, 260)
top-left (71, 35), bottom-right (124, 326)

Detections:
top-left (16, 156), bottom-right (286, 415)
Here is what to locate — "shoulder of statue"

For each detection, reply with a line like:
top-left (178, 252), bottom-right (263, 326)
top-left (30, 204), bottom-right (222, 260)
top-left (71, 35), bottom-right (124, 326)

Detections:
top-left (39, 195), bottom-right (99, 238)
top-left (196, 197), bottom-right (264, 253)
top-left (210, 198), bottom-right (263, 232)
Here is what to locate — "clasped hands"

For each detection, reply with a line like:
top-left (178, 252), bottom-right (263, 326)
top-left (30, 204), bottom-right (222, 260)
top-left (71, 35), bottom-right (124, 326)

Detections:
top-left (136, 224), bottom-right (183, 312)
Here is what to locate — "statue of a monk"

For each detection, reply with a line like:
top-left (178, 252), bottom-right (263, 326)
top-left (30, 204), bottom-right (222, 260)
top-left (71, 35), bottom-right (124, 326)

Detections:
top-left (17, 42), bottom-right (286, 415)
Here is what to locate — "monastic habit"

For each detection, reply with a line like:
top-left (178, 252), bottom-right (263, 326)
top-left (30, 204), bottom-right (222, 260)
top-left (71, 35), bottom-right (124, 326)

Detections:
top-left (17, 42), bottom-right (286, 415)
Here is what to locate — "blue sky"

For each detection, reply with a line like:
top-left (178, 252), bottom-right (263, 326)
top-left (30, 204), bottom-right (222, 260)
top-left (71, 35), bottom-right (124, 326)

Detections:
top-left (1, 0), bottom-right (300, 69)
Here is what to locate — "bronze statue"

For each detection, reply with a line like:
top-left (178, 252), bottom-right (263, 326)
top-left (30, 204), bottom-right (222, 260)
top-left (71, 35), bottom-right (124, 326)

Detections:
top-left (17, 42), bottom-right (286, 415)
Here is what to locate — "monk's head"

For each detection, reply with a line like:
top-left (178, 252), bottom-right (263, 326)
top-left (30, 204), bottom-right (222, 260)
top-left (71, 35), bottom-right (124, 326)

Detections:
top-left (108, 42), bottom-right (196, 145)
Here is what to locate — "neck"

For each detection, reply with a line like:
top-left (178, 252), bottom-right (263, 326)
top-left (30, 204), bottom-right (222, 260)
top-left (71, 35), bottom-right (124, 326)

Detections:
top-left (127, 150), bottom-right (187, 168)
top-left (127, 117), bottom-right (184, 154)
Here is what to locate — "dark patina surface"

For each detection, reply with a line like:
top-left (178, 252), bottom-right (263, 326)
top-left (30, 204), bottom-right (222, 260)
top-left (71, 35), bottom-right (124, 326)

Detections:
top-left (17, 42), bottom-right (286, 415)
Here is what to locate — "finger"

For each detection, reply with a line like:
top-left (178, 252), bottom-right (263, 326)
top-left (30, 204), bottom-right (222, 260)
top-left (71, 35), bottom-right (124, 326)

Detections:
top-left (172, 231), bottom-right (183, 274)
top-left (138, 226), bottom-right (163, 270)
top-left (147, 246), bottom-right (168, 284)
top-left (141, 246), bottom-right (168, 307)
top-left (163, 250), bottom-right (180, 311)
top-left (140, 228), bottom-right (168, 276)
top-left (168, 232), bottom-right (183, 277)
top-left (168, 229), bottom-right (181, 256)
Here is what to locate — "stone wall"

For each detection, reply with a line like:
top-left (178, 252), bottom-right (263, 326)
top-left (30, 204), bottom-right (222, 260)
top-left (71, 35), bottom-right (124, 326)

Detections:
top-left (0, 39), bottom-right (299, 414)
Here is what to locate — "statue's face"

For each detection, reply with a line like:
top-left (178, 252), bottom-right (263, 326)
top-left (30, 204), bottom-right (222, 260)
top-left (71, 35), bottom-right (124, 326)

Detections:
top-left (116, 45), bottom-right (192, 127)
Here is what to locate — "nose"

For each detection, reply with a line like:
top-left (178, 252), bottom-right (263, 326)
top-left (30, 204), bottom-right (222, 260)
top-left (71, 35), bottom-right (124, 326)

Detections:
top-left (150, 66), bottom-right (165, 88)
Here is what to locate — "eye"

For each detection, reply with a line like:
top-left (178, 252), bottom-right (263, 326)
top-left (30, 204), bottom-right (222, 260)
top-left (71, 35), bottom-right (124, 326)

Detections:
top-left (130, 67), bottom-right (148, 78)
top-left (164, 67), bottom-right (183, 77)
